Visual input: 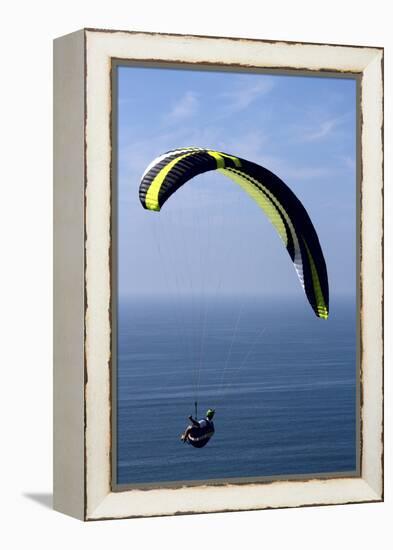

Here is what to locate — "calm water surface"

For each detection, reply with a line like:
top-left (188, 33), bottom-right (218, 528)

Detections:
top-left (116, 296), bottom-right (357, 485)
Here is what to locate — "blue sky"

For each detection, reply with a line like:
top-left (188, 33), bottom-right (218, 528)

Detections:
top-left (117, 66), bottom-right (357, 305)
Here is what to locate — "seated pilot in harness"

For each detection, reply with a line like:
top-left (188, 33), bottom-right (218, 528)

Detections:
top-left (181, 408), bottom-right (215, 448)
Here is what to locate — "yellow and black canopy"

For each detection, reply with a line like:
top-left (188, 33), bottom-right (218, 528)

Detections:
top-left (139, 147), bottom-right (329, 319)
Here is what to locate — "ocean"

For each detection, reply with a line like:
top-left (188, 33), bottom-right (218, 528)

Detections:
top-left (116, 296), bottom-right (357, 486)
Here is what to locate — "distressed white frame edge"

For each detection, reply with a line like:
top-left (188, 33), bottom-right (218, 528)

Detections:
top-left (54, 29), bottom-right (86, 520)
top-left (54, 28), bottom-right (383, 521)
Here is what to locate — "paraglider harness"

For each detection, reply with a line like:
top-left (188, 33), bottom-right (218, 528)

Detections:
top-left (182, 404), bottom-right (215, 448)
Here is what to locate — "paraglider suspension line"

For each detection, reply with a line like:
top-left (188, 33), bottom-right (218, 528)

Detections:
top-left (194, 401), bottom-right (198, 419)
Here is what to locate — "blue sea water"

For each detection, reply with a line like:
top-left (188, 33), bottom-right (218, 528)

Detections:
top-left (116, 296), bottom-right (357, 485)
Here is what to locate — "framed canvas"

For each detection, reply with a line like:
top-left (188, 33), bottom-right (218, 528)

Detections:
top-left (53, 28), bottom-right (383, 521)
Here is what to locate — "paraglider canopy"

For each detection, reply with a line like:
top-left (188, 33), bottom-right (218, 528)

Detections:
top-left (139, 147), bottom-right (329, 320)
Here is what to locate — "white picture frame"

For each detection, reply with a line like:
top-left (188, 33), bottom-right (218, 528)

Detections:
top-left (53, 28), bottom-right (383, 521)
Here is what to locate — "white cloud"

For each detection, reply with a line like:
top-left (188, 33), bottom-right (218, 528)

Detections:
top-left (220, 78), bottom-right (275, 113)
top-left (296, 111), bottom-right (353, 143)
top-left (301, 118), bottom-right (340, 141)
top-left (164, 91), bottom-right (199, 123)
top-left (341, 155), bottom-right (356, 171)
